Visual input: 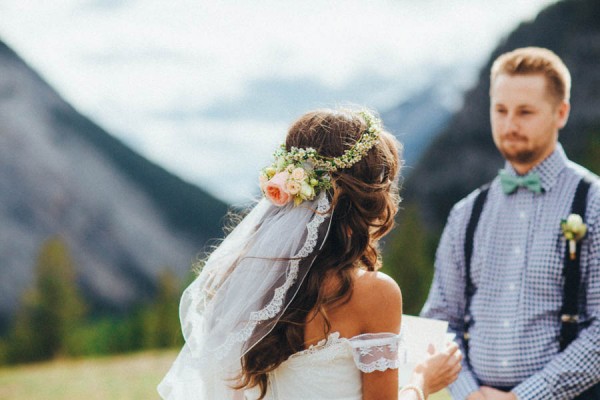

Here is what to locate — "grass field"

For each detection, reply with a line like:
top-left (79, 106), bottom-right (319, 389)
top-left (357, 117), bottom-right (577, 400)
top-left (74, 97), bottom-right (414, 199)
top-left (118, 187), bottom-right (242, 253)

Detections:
top-left (0, 350), bottom-right (175, 400)
top-left (0, 350), bottom-right (451, 399)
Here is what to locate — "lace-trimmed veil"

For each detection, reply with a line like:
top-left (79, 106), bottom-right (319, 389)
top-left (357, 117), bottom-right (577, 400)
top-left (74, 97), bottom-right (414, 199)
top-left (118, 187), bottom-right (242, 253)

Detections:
top-left (158, 193), bottom-right (332, 399)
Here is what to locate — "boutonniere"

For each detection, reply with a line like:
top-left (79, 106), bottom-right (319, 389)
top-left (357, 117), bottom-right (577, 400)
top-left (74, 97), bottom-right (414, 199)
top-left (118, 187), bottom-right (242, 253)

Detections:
top-left (561, 214), bottom-right (588, 260)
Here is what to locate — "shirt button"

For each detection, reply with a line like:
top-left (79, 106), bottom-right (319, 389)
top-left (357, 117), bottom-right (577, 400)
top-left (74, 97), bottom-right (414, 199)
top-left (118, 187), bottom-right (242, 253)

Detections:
top-left (501, 360), bottom-right (509, 367)
top-left (514, 246), bottom-right (521, 255)
top-left (519, 211), bottom-right (527, 219)
top-left (503, 320), bottom-right (510, 328)
top-left (508, 283), bottom-right (516, 291)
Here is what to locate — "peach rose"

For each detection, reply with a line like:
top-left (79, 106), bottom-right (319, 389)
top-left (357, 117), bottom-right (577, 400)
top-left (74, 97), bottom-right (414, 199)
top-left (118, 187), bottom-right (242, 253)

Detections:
top-left (264, 172), bottom-right (292, 206)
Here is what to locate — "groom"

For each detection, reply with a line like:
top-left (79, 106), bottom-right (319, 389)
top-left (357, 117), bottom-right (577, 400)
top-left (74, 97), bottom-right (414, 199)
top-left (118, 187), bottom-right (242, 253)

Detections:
top-left (421, 47), bottom-right (600, 399)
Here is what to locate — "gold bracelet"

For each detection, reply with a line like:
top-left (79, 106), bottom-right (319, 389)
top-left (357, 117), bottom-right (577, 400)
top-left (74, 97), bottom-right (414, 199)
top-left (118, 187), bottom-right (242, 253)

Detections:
top-left (400, 384), bottom-right (425, 400)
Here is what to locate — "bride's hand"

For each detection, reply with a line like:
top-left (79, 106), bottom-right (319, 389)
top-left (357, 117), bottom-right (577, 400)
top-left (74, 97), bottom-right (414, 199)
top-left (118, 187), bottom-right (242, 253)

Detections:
top-left (410, 342), bottom-right (462, 397)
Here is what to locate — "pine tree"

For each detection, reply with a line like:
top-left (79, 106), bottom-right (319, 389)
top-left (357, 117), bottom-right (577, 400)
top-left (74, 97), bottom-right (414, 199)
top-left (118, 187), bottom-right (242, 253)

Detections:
top-left (382, 203), bottom-right (436, 315)
top-left (582, 128), bottom-right (600, 175)
top-left (143, 268), bottom-right (183, 349)
top-left (6, 289), bottom-right (44, 362)
top-left (8, 236), bottom-right (85, 362)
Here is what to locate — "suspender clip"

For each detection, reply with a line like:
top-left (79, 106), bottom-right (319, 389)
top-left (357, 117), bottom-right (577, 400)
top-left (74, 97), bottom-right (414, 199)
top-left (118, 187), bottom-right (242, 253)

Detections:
top-left (561, 314), bottom-right (579, 323)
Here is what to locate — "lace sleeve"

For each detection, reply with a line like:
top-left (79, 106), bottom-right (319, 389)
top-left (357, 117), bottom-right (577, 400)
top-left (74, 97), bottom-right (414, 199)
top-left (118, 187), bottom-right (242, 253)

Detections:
top-left (348, 332), bottom-right (405, 373)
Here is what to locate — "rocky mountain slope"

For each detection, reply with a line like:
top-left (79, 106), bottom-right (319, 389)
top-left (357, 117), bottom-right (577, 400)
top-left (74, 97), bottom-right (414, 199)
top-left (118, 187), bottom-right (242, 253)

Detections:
top-left (382, 80), bottom-right (456, 169)
top-left (0, 40), bottom-right (228, 328)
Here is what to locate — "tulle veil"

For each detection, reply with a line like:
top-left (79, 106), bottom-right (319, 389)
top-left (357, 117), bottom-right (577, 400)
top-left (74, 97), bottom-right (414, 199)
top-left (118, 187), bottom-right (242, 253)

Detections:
top-left (158, 193), bottom-right (333, 399)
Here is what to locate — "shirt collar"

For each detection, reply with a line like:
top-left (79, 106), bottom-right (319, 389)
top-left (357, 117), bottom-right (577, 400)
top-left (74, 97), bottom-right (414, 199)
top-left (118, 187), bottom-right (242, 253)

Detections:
top-left (503, 143), bottom-right (568, 193)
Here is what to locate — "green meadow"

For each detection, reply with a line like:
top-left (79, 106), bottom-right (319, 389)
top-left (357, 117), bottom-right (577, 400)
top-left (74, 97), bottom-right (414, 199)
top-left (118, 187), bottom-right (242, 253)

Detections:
top-left (0, 350), bottom-right (175, 400)
top-left (0, 350), bottom-right (451, 399)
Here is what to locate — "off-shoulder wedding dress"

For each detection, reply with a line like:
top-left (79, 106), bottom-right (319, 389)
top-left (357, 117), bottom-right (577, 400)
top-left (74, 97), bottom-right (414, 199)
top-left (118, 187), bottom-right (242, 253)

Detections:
top-left (244, 331), bottom-right (404, 400)
top-left (157, 195), bottom-right (411, 400)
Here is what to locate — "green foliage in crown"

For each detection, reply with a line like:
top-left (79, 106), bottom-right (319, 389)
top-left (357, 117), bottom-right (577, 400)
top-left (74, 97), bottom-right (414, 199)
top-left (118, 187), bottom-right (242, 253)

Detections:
top-left (259, 111), bottom-right (382, 206)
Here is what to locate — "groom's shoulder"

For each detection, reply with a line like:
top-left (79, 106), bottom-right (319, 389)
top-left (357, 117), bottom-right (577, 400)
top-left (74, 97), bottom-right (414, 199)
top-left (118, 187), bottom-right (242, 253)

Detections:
top-left (568, 160), bottom-right (600, 190)
top-left (565, 162), bottom-right (600, 212)
top-left (444, 183), bottom-right (494, 225)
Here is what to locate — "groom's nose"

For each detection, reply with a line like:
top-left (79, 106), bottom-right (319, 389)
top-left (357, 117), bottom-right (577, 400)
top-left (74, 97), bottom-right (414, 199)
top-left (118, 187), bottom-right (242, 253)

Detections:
top-left (501, 112), bottom-right (520, 135)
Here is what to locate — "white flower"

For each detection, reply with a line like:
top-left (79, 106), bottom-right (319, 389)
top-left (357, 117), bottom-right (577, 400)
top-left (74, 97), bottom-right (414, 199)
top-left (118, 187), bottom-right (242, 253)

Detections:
top-left (300, 181), bottom-right (314, 199)
top-left (276, 157), bottom-right (286, 170)
top-left (286, 180), bottom-right (301, 195)
top-left (291, 167), bottom-right (305, 181)
top-left (566, 214), bottom-right (586, 234)
top-left (264, 167), bottom-right (277, 178)
top-left (561, 213), bottom-right (588, 260)
top-left (562, 213), bottom-right (587, 241)
top-left (302, 161), bottom-right (314, 172)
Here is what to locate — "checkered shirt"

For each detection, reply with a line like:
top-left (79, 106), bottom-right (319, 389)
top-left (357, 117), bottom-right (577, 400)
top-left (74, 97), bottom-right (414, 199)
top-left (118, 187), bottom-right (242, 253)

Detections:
top-left (421, 144), bottom-right (600, 400)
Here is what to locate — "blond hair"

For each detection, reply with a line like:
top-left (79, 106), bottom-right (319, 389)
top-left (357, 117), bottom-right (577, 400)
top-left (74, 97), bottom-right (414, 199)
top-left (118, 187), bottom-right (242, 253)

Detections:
top-left (490, 47), bottom-right (571, 104)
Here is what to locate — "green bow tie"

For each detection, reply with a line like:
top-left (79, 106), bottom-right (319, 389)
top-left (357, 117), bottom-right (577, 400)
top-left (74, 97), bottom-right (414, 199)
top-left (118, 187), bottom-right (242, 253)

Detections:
top-left (499, 169), bottom-right (542, 194)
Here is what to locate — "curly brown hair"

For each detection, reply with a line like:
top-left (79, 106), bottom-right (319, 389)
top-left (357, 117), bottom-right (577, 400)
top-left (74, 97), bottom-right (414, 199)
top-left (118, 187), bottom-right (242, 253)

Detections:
top-left (236, 108), bottom-right (402, 398)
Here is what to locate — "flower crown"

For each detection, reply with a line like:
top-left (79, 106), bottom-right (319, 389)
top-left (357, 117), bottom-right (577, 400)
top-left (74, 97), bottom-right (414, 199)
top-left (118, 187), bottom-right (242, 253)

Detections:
top-left (259, 111), bottom-right (382, 206)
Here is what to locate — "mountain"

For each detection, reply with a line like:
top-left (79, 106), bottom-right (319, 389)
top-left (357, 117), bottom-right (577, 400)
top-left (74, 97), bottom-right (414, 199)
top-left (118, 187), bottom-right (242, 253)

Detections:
top-left (382, 77), bottom-right (459, 169)
top-left (0, 39), bottom-right (228, 329)
top-left (403, 0), bottom-right (600, 233)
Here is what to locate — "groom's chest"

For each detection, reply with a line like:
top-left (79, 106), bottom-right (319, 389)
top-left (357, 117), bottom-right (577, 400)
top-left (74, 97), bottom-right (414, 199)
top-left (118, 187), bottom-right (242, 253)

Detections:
top-left (470, 191), bottom-right (571, 303)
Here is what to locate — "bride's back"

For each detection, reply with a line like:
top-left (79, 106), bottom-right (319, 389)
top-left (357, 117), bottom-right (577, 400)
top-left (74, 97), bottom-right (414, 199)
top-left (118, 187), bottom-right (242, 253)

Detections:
top-left (242, 269), bottom-right (403, 400)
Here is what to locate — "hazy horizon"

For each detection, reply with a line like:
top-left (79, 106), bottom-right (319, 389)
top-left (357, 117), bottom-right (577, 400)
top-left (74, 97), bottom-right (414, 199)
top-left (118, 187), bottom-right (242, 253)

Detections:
top-left (0, 0), bottom-right (557, 203)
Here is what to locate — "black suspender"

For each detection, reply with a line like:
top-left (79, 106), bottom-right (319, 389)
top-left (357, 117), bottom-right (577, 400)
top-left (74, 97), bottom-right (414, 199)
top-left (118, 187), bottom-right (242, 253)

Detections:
top-left (462, 177), bottom-right (591, 363)
top-left (556, 177), bottom-right (599, 400)
top-left (464, 184), bottom-right (491, 288)
top-left (462, 184), bottom-right (489, 366)
top-left (559, 177), bottom-right (592, 351)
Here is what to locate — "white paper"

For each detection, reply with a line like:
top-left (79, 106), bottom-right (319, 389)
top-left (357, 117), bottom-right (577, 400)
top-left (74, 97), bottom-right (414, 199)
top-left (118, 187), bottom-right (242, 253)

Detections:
top-left (398, 314), bottom-right (452, 385)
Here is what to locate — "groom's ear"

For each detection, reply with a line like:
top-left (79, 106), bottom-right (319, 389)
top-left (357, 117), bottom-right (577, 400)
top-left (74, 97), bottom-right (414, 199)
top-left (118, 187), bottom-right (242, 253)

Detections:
top-left (556, 101), bottom-right (570, 130)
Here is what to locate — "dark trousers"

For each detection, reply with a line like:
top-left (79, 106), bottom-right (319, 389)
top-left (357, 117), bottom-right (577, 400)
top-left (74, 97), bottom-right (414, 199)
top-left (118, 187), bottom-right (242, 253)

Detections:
top-left (492, 384), bottom-right (600, 399)
top-left (576, 385), bottom-right (600, 400)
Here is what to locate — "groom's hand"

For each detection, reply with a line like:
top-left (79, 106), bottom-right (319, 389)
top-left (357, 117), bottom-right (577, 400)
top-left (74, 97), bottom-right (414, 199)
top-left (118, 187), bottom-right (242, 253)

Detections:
top-left (480, 386), bottom-right (517, 399)
top-left (466, 391), bottom-right (485, 400)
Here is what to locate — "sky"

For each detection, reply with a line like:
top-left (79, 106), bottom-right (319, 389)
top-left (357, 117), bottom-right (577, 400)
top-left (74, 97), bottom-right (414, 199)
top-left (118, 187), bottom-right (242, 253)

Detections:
top-left (0, 0), bottom-right (558, 204)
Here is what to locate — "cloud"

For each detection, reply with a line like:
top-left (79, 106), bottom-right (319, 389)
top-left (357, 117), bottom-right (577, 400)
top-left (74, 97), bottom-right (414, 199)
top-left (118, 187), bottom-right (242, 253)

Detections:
top-left (195, 72), bottom-right (412, 122)
top-left (0, 0), bottom-right (558, 202)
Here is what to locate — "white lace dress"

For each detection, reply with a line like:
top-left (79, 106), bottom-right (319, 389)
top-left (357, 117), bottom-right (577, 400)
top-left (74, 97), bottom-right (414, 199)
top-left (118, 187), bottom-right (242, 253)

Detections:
top-left (244, 331), bottom-right (405, 400)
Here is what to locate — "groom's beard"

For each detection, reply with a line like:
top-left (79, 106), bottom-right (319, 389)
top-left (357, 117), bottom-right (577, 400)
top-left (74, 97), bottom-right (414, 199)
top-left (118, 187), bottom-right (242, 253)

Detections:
top-left (497, 135), bottom-right (541, 165)
top-left (500, 147), bottom-right (537, 164)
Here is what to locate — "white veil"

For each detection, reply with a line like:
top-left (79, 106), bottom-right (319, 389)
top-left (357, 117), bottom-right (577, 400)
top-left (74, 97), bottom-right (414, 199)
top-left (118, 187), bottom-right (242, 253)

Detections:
top-left (158, 192), bottom-right (332, 399)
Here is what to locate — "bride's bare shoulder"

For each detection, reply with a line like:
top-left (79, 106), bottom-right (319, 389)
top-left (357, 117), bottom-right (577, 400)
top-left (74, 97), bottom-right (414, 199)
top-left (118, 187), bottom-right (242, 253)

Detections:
top-left (351, 270), bottom-right (402, 333)
top-left (353, 269), bottom-right (402, 302)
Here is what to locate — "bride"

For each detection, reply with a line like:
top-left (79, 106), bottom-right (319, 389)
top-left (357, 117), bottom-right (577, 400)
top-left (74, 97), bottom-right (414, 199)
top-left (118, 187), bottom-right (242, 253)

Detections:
top-left (158, 108), bottom-right (461, 399)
